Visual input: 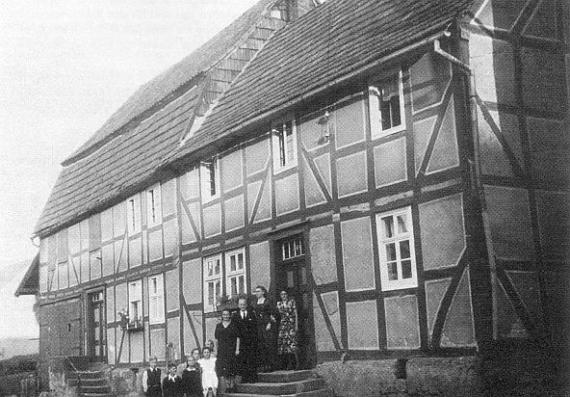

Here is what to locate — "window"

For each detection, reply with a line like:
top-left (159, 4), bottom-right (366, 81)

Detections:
top-left (146, 185), bottom-right (162, 226)
top-left (376, 207), bottom-right (417, 290)
top-left (128, 280), bottom-right (143, 322)
top-left (201, 158), bottom-right (219, 201)
top-left (369, 70), bottom-right (405, 137)
top-left (148, 275), bottom-right (165, 324)
top-left (203, 255), bottom-right (222, 312)
top-left (281, 236), bottom-right (304, 260)
top-left (225, 249), bottom-right (246, 298)
top-left (272, 118), bottom-right (297, 171)
top-left (127, 194), bottom-right (141, 233)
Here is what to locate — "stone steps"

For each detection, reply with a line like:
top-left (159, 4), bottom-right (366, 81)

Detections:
top-left (67, 367), bottom-right (112, 397)
top-left (222, 369), bottom-right (332, 397)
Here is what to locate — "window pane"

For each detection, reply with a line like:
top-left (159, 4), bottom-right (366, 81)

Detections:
top-left (215, 281), bottom-right (221, 301)
top-left (231, 277), bottom-right (237, 296)
top-left (381, 98), bottom-right (392, 130)
top-left (402, 260), bottom-right (412, 279)
top-left (238, 253), bottom-right (243, 270)
top-left (400, 240), bottom-right (410, 259)
top-left (387, 262), bottom-right (398, 281)
top-left (386, 243), bottom-right (397, 261)
top-left (397, 214), bottom-right (407, 234)
top-left (208, 282), bottom-right (214, 306)
top-left (238, 276), bottom-right (244, 294)
top-left (285, 121), bottom-right (295, 163)
top-left (299, 267), bottom-right (307, 285)
top-left (390, 95), bottom-right (401, 127)
top-left (207, 262), bottom-right (213, 277)
top-left (382, 217), bottom-right (394, 238)
top-left (214, 259), bottom-right (220, 275)
top-left (230, 255), bottom-right (236, 272)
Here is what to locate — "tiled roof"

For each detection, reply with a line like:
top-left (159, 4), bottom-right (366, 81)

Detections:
top-left (172, 0), bottom-right (473, 160)
top-left (35, 0), bottom-right (474, 236)
top-left (35, 0), bottom-right (280, 236)
top-left (64, 0), bottom-right (278, 165)
top-left (35, 88), bottom-right (199, 235)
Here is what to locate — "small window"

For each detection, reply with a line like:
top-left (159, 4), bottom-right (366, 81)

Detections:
top-left (146, 185), bottom-right (162, 226)
top-left (201, 158), bottom-right (220, 201)
top-left (128, 280), bottom-right (143, 322)
top-left (376, 207), bottom-right (417, 290)
top-left (281, 236), bottom-right (304, 260)
top-left (148, 275), bottom-right (165, 324)
top-left (369, 70), bottom-right (405, 137)
top-left (225, 248), bottom-right (246, 298)
top-left (272, 118), bottom-right (297, 171)
top-left (127, 194), bottom-right (141, 233)
top-left (203, 255), bottom-right (222, 312)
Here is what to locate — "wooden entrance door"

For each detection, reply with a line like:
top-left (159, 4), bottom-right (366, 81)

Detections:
top-left (87, 290), bottom-right (106, 360)
top-left (274, 234), bottom-right (315, 369)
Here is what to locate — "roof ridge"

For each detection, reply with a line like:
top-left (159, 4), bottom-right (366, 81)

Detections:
top-left (61, 0), bottom-right (279, 167)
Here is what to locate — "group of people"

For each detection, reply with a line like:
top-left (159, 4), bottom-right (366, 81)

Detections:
top-left (142, 286), bottom-right (299, 397)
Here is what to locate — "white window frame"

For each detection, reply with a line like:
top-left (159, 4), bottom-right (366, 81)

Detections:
top-left (281, 236), bottom-right (305, 260)
top-left (272, 117), bottom-right (297, 172)
top-left (148, 274), bottom-right (165, 324)
top-left (127, 194), bottom-right (141, 234)
top-left (376, 206), bottom-right (417, 291)
top-left (369, 69), bottom-right (405, 138)
top-left (146, 185), bottom-right (162, 226)
top-left (128, 279), bottom-right (143, 322)
top-left (225, 248), bottom-right (246, 299)
top-left (203, 254), bottom-right (222, 312)
top-left (201, 157), bottom-right (220, 202)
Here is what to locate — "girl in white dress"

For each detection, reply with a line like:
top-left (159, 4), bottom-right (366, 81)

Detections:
top-left (198, 346), bottom-right (218, 397)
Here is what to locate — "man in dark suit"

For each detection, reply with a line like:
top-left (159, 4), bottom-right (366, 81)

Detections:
top-left (234, 296), bottom-right (258, 383)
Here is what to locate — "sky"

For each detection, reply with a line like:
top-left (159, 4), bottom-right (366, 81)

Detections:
top-left (0, 0), bottom-right (259, 338)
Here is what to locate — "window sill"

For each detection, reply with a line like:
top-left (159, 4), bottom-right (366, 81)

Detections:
top-left (371, 124), bottom-right (406, 140)
top-left (381, 280), bottom-right (418, 292)
top-left (273, 161), bottom-right (297, 175)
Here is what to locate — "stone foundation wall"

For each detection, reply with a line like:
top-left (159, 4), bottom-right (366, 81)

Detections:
top-left (315, 347), bottom-right (568, 397)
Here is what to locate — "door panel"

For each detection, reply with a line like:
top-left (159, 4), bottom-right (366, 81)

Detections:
top-left (87, 291), bottom-right (107, 360)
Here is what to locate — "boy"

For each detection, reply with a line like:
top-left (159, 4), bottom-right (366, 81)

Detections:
top-left (141, 356), bottom-right (161, 397)
top-left (162, 362), bottom-right (182, 397)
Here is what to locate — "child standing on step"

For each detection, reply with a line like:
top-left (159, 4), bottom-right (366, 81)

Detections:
top-left (198, 346), bottom-right (218, 397)
top-left (162, 362), bottom-right (182, 397)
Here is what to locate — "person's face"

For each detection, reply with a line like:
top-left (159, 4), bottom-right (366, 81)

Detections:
top-left (186, 356), bottom-right (195, 366)
top-left (150, 359), bottom-right (157, 368)
top-left (255, 287), bottom-right (264, 298)
top-left (222, 310), bottom-right (231, 321)
top-left (203, 348), bottom-right (211, 359)
top-left (191, 350), bottom-right (200, 361)
top-left (238, 298), bottom-right (247, 311)
top-left (280, 291), bottom-right (288, 301)
top-left (169, 366), bottom-right (177, 376)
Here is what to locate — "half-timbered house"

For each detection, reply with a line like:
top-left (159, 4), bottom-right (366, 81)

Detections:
top-left (17, 0), bottom-right (569, 394)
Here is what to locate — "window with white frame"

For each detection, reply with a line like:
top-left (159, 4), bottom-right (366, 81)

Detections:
top-left (148, 274), bottom-right (165, 324)
top-left (272, 118), bottom-right (297, 171)
top-left (127, 194), bottom-right (141, 233)
top-left (201, 157), bottom-right (219, 201)
top-left (128, 280), bottom-right (143, 322)
top-left (281, 236), bottom-right (304, 260)
top-left (146, 185), bottom-right (162, 226)
top-left (225, 248), bottom-right (246, 298)
top-left (369, 70), bottom-right (405, 137)
top-left (376, 207), bottom-right (417, 290)
top-left (203, 254), bottom-right (222, 312)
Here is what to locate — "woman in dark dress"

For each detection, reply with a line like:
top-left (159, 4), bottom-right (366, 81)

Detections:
top-left (253, 285), bottom-right (278, 372)
top-left (215, 308), bottom-right (240, 393)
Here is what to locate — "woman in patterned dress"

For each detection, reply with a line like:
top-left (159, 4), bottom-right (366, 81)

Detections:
top-left (276, 290), bottom-right (299, 370)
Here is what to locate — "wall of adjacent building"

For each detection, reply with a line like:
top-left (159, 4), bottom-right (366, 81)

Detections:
top-left (466, 0), bottom-right (569, 348)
